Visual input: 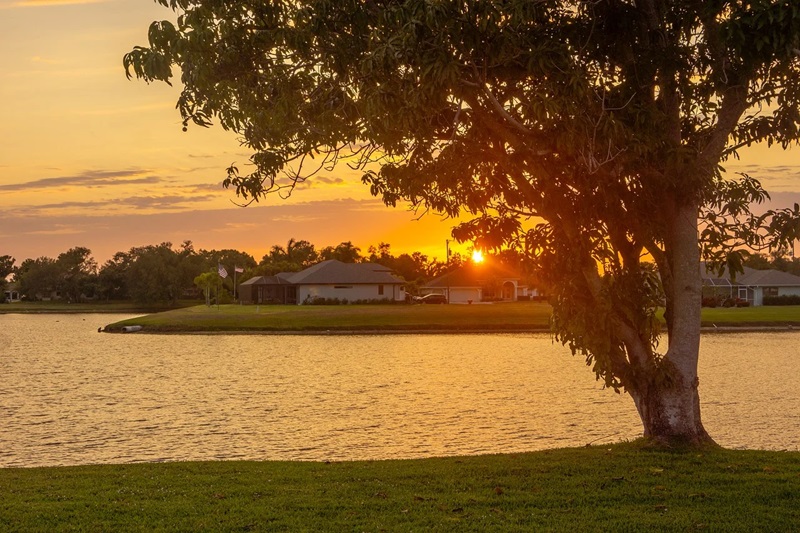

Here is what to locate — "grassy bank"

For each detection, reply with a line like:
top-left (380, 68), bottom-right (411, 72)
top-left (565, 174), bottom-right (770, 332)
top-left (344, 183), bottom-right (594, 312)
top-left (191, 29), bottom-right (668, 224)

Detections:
top-left (1, 443), bottom-right (798, 531)
top-left (105, 301), bottom-right (555, 332)
top-left (0, 300), bottom-right (197, 315)
top-left (102, 302), bottom-right (800, 333)
top-left (701, 305), bottom-right (800, 326)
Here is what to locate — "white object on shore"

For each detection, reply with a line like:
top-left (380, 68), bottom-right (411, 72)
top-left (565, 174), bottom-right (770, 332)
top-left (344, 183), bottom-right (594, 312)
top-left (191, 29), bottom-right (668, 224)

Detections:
top-left (121, 325), bottom-right (143, 333)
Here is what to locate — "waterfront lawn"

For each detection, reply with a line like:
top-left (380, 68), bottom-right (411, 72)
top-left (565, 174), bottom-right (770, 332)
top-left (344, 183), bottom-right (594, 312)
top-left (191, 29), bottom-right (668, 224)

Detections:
top-left (0, 300), bottom-right (198, 314)
top-left (700, 305), bottom-right (800, 326)
top-left (104, 302), bottom-right (800, 333)
top-left (1, 444), bottom-right (798, 531)
top-left (105, 301), bottom-right (555, 332)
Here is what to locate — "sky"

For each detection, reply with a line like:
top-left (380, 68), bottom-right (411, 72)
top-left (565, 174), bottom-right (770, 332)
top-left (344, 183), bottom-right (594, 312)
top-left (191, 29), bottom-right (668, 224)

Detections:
top-left (1, 0), bottom-right (799, 266)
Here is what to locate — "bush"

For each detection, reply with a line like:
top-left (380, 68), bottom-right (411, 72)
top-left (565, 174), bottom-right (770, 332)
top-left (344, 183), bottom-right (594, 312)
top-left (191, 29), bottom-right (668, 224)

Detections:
top-left (702, 296), bottom-right (719, 308)
top-left (303, 296), bottom-right (347, 305)
top-left (301, 296), bottom-right (401, 305)
top-left (763, 294), bottom-right (800, 306)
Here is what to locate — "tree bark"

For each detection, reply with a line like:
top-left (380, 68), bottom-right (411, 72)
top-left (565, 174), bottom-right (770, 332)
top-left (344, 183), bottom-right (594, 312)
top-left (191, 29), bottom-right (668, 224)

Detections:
top-left (630, 198), bottom-right (716, 446)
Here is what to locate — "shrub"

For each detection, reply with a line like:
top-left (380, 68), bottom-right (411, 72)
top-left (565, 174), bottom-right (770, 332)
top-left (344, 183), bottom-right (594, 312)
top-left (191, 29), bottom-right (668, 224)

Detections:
top-left (763, 294), bottom-right (800, 306)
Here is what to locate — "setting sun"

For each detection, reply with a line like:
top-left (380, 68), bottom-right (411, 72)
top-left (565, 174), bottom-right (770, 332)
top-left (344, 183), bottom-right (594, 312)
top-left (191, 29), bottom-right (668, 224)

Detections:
top-left (471, 249), bottom-right (485, 263)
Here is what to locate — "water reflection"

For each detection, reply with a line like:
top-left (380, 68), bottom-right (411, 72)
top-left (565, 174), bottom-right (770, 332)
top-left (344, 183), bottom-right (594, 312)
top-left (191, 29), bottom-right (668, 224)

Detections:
top-left (0, 314), bottom-right (797, 468)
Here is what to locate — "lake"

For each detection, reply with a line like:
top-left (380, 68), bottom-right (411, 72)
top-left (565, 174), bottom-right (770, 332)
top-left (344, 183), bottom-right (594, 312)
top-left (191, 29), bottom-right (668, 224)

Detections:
top-left (0, 314), bottom-right (797, 468)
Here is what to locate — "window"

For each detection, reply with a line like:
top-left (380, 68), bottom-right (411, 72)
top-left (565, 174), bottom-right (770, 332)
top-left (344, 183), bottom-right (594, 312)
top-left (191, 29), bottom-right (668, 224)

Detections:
top-left (378, 285), bottom-right (384, 295)
top-left (738, 287), bottom-right (749, 299)
top-left (764, 287), bottom-right (779, 297)
top-left (334, 285), bottom-right (353, 289)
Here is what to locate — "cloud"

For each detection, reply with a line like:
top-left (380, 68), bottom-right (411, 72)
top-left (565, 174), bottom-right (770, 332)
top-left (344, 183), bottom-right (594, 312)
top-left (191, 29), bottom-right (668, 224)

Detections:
top-left (121, 194), bottom-right (219, 210)
top-left (8, 193), bottom-right (220, 214)
top-left (187, 183), bottom-right (225, 193)
top-left (30, 56), bottom-right (61, 65)
top-left (0, 169), bottom-right (161, 192)
top-left (5, 0), bottom-right (107, 7)
top-left (24, 225), bottom-right (85, 236)
top-left (0, 196), bottom-right (457, 266)
top-left (312, 176), bottom-right (346, 185)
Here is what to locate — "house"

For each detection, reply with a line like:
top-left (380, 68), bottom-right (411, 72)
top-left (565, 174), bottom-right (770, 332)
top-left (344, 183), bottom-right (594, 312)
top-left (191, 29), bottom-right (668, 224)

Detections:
top-left (701, 265), bottom-right (800, 306)
top-left (3, 288), bottom-right (20, 303)
top-left (239, 273), bottom-right (297, 304)
top-left (421, 262), bottom-right (536, 304)
top-left (239, 260), bottom-right (406, 304)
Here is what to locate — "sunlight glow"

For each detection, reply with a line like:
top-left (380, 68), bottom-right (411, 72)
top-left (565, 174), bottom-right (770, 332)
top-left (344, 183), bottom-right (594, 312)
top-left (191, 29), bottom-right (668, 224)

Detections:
top-left (471, 249), bottom-right (484, 263)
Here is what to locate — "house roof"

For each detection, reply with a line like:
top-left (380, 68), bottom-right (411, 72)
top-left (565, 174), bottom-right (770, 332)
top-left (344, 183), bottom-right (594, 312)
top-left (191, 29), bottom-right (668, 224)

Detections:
top-left (701, 264), bottom-right (800, 287)
top-left (739, 268), bottom-right (800, 287)
top-left (424, 262), bottom-right (521, 289)
top-left (240, 260), bottom-right (404, 287)
top-left (284, 260), bottom-right (404, 285)
top-left (239, 275), bottom-right (294, 286)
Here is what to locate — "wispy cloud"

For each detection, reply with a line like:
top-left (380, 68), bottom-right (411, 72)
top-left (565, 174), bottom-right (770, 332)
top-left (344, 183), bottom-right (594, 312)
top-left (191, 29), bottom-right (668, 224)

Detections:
top-left (10, 193), bottom-right (219, 214)
top-left (187, 183), bottom-right (225, 194)
top-left (0, 197), bottom-right (448, 264)
top-left (5, 0), bottom-right (107, 7)
top-left (24, 225), bottom-right (85, 236)
top-left (121, 194), bottom-right (219, 210)
top-left (312, 176), bottom-right (345, 186)
top-left (30, 56), bottom-right (61, 65)
top-left (0, 169), bottom-right (161, 192)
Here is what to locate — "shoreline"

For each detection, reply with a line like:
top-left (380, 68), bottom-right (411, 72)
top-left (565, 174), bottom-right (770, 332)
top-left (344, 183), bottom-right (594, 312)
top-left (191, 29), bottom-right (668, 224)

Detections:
top-left (104, 324), bottom-right (800, 335)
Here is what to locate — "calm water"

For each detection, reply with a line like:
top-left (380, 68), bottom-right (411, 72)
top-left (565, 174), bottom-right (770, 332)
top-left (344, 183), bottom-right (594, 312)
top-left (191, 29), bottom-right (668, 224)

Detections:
top-left (0, 314), bottom-right (798, 468)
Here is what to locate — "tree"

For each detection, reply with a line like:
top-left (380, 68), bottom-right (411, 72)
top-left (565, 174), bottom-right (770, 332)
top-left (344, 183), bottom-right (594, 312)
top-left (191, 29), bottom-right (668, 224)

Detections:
top-left (319, 241), bottom-right (363, 263)
top-left (97, 251), bottom-right (133, 301)
top-left (0, 255), bottom-right (15, 299)
top-left (16, 257), bottom-right (59, 301)
top-left (55, 247), bottom-right (97, 303)
top-left (125, 243), bottom-right (186, 305)
top-left (256, 237), bottom-right (317, 276)
top-left (194, 271), bottom-right (217, 306)
top-left (126, 1), bottom-right (800, 445)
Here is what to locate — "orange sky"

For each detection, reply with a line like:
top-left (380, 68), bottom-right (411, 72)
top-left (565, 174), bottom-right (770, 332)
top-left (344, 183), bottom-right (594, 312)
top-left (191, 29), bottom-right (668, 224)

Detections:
top-left (1, 0), bottom-right (799, 265)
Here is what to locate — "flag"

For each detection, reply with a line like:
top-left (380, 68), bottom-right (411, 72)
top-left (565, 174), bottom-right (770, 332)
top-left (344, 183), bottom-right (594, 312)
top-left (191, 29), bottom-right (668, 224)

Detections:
top-left (218, 264), bottom-right (228, 278)
top-left (234, 265), bottom-right (244, 273)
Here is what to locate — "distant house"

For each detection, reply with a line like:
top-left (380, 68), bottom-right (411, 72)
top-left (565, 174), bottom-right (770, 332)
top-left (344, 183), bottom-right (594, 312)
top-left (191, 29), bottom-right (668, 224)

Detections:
top-left (701, 265), bottom-right (800, 306)
top-left (3, 288), bottom-right (20, 303)
top-left (239, 260), bottom-right (406, 304)
top-left (421, 263), bottom-right (537, 304)
top-left (239, 273), bottom-right (297, 304)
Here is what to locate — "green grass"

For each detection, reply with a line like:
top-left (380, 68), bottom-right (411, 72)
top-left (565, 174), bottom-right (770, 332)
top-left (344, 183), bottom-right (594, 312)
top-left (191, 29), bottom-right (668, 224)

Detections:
top-left (0, 300), bottom-right (197, 315)
top-left (103, 302), bottom-right (800, 333)
top-left (1, 443), bottom-right (798, 531)
top-left (700, 305), bottom-right (800, 326)
top-left (105, 301), bottom-right (555, 333)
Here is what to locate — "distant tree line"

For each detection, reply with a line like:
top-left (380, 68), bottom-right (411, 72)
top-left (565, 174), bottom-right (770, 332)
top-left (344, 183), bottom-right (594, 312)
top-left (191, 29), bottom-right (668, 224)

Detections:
top-left (2, 238), bottom-right (518, 305)
top-left (743, 251), bottom-right (800, 277)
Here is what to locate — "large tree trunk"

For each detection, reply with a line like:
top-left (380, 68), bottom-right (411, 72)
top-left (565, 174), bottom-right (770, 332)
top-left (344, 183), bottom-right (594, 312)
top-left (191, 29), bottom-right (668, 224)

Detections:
top-left (631, 199), bottom-right (716, 446)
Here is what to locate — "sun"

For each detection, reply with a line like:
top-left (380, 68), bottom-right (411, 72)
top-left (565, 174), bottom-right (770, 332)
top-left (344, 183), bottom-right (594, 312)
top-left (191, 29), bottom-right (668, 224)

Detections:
top-left (471, 249), bottom-right (485, 263)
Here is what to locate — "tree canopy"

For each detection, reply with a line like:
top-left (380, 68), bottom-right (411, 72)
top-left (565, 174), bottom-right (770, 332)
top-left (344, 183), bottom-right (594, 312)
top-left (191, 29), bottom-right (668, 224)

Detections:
top-left (126, 0), bottom-right (800, 444)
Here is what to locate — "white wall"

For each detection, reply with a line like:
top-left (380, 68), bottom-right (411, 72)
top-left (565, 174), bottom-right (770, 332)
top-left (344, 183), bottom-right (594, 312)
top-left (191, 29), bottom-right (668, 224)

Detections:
top-left (448, 287), bottom-right (481, 303)
top-left (778, 287), bottom-right (800, 297)
top-left (298, 284), bottom-right (405, 304)
top-left (753, 287), bottom-right (763, 306)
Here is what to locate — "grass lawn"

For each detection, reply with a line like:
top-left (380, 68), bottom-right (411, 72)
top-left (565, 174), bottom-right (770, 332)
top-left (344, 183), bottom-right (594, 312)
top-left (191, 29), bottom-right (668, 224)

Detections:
top-left (105, 301), bottom-right (555, 332)
top-left (0, 300), bottom-right (197, 315)
top-left (1, 443), bottom-right (798, 531)
top-left (102, 302), bottom-right (800, 333)
top-left (700, 305), bottom-right (800, 326)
